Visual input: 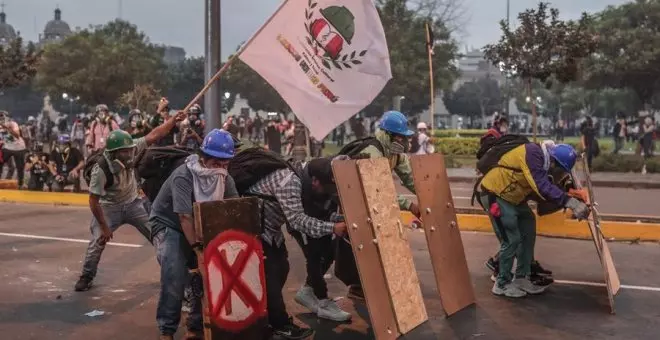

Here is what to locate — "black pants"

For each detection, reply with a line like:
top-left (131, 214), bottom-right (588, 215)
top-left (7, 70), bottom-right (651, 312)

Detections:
top-left (263, 241), bottom-right (290, 328)
top-left (1, 149), bottom-right (26, 186)
top-left (334, 236), bottom-right (361, 287)
top-left (290, 231), bottom-right (334, 299)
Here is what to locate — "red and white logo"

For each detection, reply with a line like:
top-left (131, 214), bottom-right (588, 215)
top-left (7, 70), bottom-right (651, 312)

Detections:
top-left (203, 229), bottom-right (267, 332)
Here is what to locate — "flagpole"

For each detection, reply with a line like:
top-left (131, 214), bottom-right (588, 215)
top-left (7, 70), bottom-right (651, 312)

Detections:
top-left (183, 0), bottom-right (292, 114)
top-left (425, 22), bottom-right (435, 130)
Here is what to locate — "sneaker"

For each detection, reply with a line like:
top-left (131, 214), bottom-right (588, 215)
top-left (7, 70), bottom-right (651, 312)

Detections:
top-left (273, 321), bottom-right (314, 339)
top-left (531, 260), bottom-right (552, 276)
top-left (513, 277), bottom-right (546, 295)
top-left (530, 274), bottom-right (554, 286)
top-left (294, 286), bottom-right (319, 313)
top-left (485, 257), bottom-right (499, 272)
top-left (74, 275), bottom-right (93, 292)
top-left (317, 299), bottom-right (352, 322)
top-left (490, 274), bottom-right (497, 283)
top-left (491, 282), bottom-right (527, 298)
top-left (347, 285), bottom-right (365, 301)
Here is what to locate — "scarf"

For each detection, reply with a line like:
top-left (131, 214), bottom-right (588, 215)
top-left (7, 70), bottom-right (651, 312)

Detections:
top-left (540, 140), bottom-right (556, 171)
top-left (185, 154), bottom-right (227, 202)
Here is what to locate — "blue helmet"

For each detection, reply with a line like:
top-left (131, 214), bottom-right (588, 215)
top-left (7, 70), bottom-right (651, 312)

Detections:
top-left (57, 134), bottom-right (71, 144)
top-left (378, 111), bottom-right (414, 136)
top-left (200, 129), bottom-right (235, 159)
top-left (549, 144), bottom-right (577, 172)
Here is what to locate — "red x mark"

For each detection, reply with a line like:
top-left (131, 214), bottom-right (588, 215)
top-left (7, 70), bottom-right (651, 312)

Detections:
top-left (209, 241), bottom-right (261, 318)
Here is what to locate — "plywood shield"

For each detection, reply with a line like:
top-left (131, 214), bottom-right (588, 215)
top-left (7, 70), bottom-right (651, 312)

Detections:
top-left (332, 160), bottom-right (399, 340)
top-left (356, 158), bottom-right (428, 334)
top-left (194, 197), bottom-right (268, 340)
top-left (579, 158), bottom-right (621, 314)
top-left (410, 154), bottom-right (476, 316)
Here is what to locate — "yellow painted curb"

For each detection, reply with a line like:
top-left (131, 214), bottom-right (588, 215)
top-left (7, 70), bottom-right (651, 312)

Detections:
top-left (401, 211), bottom-right (660, 242)
top-left (0, 190), bottom-right (88, 206)
top-left (3, 189), bottom-right (660, 242)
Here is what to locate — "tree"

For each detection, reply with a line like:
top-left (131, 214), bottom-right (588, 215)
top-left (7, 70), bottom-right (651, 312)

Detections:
top-left (371, 0), bottom-right (459, 116)
top-left (484, 2), bottom-right (597, 140)
top-left (35, 20), bottom-right (166, 108)
top-left (0, 36), bottom-right (41, 93)
top-left (116, 84), bottom-right (161, 114)
top-left (164, 57), bottom-right (205, 110)
top-left (584, 0), bottom-right (660, 108)
top-left (443, 76), bottom-right (502, 127)
top-left (224, 58), bottom-right (290, 114)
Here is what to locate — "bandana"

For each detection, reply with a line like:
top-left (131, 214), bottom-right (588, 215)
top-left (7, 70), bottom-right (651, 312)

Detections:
top-left (541, 140), bottom-right (556, 171)
top-left (185, 154), bottom-right (227, 202)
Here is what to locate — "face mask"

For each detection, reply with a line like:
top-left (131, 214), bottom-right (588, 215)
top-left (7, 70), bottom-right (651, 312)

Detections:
top-left (113, 149), bottom-right (136, 169)
top-left (499, 126), bottom-right (508, 134)
top-left (390, 141), bottom-right (406, 154)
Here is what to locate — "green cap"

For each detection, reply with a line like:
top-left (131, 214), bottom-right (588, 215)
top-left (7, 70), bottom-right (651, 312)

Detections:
top-left (105, 130), bottom-right (135, 151)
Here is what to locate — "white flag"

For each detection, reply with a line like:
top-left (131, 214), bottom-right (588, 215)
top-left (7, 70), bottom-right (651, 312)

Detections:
top-left (239, 0), bottom-right (392, 140)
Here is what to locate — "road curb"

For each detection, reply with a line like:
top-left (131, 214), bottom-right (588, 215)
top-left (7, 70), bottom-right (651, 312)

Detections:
top-left (3, 189), bottom-right (660, 242)
top-left (448, 176), bottom-right (660, 189)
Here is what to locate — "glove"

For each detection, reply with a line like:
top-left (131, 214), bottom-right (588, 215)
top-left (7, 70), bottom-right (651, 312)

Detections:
top-left (568, 188), bottom-right (589, 204)
top-left (565, 197), bottom-right (590, 221)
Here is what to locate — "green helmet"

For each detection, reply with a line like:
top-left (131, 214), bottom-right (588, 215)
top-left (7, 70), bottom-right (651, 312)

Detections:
top-left (105, 130), bottom-right (135, 151)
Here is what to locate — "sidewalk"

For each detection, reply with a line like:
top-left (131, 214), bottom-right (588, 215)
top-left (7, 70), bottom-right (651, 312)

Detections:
top-left (446, 168), bottom-right (660, 189)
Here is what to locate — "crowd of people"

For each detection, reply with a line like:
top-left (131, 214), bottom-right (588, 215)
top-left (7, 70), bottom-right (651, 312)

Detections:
top-left (2, 97), bottom-right (590, 339)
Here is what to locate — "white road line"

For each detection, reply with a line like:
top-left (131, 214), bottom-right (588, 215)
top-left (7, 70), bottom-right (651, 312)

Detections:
top-left (0, 232), bottom-right (143, 248)
top-left (555, 279), bottom-right (660, 292)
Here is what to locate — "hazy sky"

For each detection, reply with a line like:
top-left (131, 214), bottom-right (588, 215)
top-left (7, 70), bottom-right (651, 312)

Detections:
top-left (3, 0), bottom-right (629, 59)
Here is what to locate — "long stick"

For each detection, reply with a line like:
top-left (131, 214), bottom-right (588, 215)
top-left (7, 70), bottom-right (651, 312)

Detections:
top-left (528, 78), bottom-right (537, 142)
top-left (425, 22), bottom-right (435, 130)
top-left (182, 0), bottom-right (292, 114)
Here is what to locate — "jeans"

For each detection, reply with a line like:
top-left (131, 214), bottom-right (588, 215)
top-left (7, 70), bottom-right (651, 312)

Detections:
top-left (153, 227), bottom-right (202, 336)
top-left (80, 198), bottom-right (152, 279)
top-left (51, 172), bottom-right (82, 192)
top-left (264, 241), bottom-right (291, 328)
top-left (290, 231), bottom-right (334, 299)
top-left (480, 195), bottom-right (536, 287)
top-left (1, 148), bottom-right (26, 186)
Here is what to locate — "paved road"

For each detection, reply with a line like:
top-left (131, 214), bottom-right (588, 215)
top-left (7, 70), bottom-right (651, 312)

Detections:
top-left (1, 202), bottom-right (660, 339)
top-left (396, 182), bottom-right (660, 217)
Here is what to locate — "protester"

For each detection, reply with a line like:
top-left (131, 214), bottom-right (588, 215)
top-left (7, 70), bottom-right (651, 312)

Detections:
top-left (285, 157), bottom-right (352, 322)
top-left (148, 129), bottom-right (237, 340)
top-left (228, 149), bottom-right (348, 338)
top-left (148, 98), bottom-right (179, 147)
top-left (125, 109), bottom-right (150, 139)
top-left (71, 114), bottom-right (86, 153)
top-left (25, 142), bottom-right (52, 191)
top-left (0, 111), bottom-right (28, 188)
top-left (178, 104), bottom-right (205, 150)
top-left (477, 142), bottom-right (589, 298)
top-left (86, 104), bottom-right (120, 152)
top-left (265, 118), bottom-right (283, 154)
top-left (580, 116), bottom-right (598, 170)
top-left (74, 104), bottom-right (185, 292)
top-left (412, 122), bottom-right (435, 155)
top-left (641, 115), bottom-right (655, 158)
top-left (49, 134), bottom-right (84, 192)
top-left (334, 110), bottom-right (422, 299)
top-left (612, 113), bottom-right (627, 154)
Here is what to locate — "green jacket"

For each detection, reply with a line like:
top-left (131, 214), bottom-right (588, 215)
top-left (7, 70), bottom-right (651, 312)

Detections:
top-left (360, 130), bottom-right (416, 210)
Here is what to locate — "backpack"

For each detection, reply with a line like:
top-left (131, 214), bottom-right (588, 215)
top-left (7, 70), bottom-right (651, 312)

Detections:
top-left (135, 146), bottom-right (193, 202)
top-left (475, 134), bottom-right (529, 175)
top-left (337, 137), bottom-right (385, 159)
top-left (227, 147), bottom-right (300, 196)
top-left (83, 149), bottom-right (114, 190)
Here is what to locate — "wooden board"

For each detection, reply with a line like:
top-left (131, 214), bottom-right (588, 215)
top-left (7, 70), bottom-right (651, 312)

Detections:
top-left (194, 197), bottom-right (268, 340)
top-left (410, 154), bottom-right (476, 316)
top-left (579, 158), bottom-right (620, 314)
top-left (332, 160), bottom-right (400, 340)
top-left (356, 158), bottom-right (428, 334)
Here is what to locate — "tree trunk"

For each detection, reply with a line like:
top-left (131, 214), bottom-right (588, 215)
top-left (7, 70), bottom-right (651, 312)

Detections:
top-left (528, 78), bottom-right (538, 142)
top-left (292, 116), bottom-right (308, 162)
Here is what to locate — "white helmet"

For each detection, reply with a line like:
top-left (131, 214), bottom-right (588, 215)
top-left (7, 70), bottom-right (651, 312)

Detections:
top-left (417, 122), bottom-right (428, 130)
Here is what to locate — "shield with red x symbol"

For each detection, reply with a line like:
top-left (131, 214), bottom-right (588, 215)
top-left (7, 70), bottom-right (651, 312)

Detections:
top-left (204, 229), bottom-right (267, 332)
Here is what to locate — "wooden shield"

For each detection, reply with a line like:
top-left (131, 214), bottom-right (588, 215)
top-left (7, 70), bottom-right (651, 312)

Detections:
top-left (410, 154), bottom-right (476, 316)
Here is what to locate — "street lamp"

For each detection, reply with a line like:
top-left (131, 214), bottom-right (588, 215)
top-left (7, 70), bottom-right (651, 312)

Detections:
top-left (224, 92), bottom-right (231, 99)
top-left (62, 93), bottom-right (79, 116)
